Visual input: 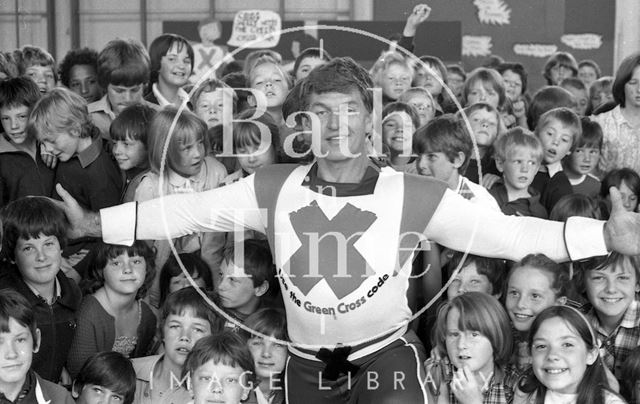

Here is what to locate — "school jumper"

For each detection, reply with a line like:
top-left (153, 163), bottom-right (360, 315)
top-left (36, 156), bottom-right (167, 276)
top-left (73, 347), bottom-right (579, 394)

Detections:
top-left (0, 136), bottom-right (54, 206)
top-left (531, 161), bottom-right (573, 213)
top-left (66, 295), bottom-right (156, 378)
top-left (100, 163), bottom-right (609, 403)
top-left (0, 268), bottom-right (81, 383)
top-left (0, 370), bottom-right (75, 404)
top-left (53, 131), bottom-right (123, 277)
top-left (490, 183), bottom-right (548, 218)
top-left (569, 173), bottom-right (600, 198)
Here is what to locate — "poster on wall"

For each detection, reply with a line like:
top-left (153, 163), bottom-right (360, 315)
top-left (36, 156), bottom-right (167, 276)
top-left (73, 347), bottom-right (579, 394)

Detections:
top-left (473, 0), bottom-right (511, 25)
top-left (561, 34), bottom-right (602, 50)
top-left (462, 35), bottom-right (492, 57)
top-left (227, 10), bottom-right (282, 48)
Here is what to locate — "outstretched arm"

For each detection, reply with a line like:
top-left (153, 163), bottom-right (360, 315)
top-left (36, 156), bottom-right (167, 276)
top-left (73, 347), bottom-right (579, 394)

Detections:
top-left (426, 186), bottom-right (640, 261)
top-left (54, 175), bottom-right (265, 246)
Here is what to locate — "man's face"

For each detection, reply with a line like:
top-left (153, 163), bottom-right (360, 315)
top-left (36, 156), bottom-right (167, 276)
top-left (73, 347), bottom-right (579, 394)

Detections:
top-left (304, 90), bottom-right (372, 162)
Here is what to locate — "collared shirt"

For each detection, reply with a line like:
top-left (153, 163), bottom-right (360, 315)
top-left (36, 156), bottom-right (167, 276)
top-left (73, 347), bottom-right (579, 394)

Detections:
top-left (588, 300), bottom-right (640, 378)
top-left (87, 95), bottom-right (116, 140)
top-left (545, 161), bottom-right (563, 178)
top-left (24, 277), bottom-right (61, 305)
top-left (130, 354), bottom-right (192, 404)
top-left (151, 83), bottom-right (190, 108)
top-left (427, 361), bottom-right (518, 404)
top-left (591, 105), bottom-right (640, 174)
top-left (88, 95), bottom-right (159, 140)
top-left (77, 135), bottom-right (102, 168)
top-left (0, 370), bottom-right (33, 404)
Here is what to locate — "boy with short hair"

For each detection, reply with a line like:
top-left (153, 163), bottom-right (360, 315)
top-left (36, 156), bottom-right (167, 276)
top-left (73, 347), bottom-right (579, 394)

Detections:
top-left (217, 239), bottom-right (276, 324)
top-left (131, 287), bottom-right (225, 404)
top-left (0, 197), bottom-right (82, 383)
top-left (531, 107), bottom-right (579, 212)
top-left (31, 88), bottom-right (123, 276)
top-left (184, 331), bottom-right (255, 404)
top-left (491, 127), bottom-right (548, 218)
top-left (564, 117), bottom-right (602, 198)
top-left (413, 114), bottom-right (500, 210)
top-left (88, 38), bottom-right (156, 139)
top-left (0, 76), bottom-right (54, 205)
top-left (560, 77), bottom-right (590, 116)
top-left (0, 289), bottom-right (75, 403)
top-left (17, 45), bottom-right (57, 94)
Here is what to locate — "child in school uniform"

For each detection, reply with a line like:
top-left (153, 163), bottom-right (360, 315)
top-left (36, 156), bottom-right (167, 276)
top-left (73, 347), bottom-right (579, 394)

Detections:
top-left (561, 77), bottom-right (590, 116)
top-left (531, 107), bottom-right (580, 213)
top-left (17, 45), bottom-right (57, 95)
top-left (0, 289), bottom-right (75, 403)
top-left (241, 308), bottom-right (288, 404)
top-left (184, 332), bottom-right (256, 404)
top-left (30, 87), bottom-right (123, 277)
top-left (0, 76), bottom-right (53, 206)
top-left (88, 38), bottom-right (157, 139)
top-left (370, 51), bottom-right (414, 106)
top-left (0, 197), bottom-right (82, 383)
top-left (58, 47), bottom-right (103, 104)
top-left (490, 128), bottom-right (548, 218)
top-left (414, 114), bottom-right (500, 210)
top-left (109, 103), bottom-right (156, 202)
top-left (145, 33), bottom-right (194, 108)
top-left (458, 102), bottom-right (503, 185)
top-left (134, 107), bottom-right (227, 305)
top-left (217, 239), bottom-right (277, 326)
top-left (66, 241), bottom-right (157, 378)
top-left (131, 287), bottom-right (225, 404)
top-left (246, 56), bottom-right (292, 139)
top-left (564, 117), bottom-right (602, 198)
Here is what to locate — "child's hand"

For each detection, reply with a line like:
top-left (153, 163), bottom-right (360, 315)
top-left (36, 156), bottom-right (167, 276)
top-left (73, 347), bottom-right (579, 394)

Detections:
top-left (450, 367), bottom-right (484, 404)
top-left (403, 4), bottom-right (431, 36)
top-left (407, 4), bottom-right (431, 26)
top-left (512, 99), bottom-right (526, 118)
top-left (41, 149), bottom-right (58, 169)
top-left (502, 113), bottom-right (516, 128)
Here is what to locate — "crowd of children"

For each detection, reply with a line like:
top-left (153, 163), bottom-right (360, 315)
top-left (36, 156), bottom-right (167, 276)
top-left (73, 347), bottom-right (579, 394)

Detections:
top-left (0, 3), bottom-right (640, 403)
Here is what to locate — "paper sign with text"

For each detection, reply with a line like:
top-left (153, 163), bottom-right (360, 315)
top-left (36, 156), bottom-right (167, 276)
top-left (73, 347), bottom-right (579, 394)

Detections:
top-left (228, 10), bottom-right (281, 48)
top-left (474, 0), bottom-right (511, 25)
top-left (561, 34), bottom-right (602, 50)
top-left (462, 36), bottom-right (493, 57)
top-left (513, 43), bottom-right (558, 58)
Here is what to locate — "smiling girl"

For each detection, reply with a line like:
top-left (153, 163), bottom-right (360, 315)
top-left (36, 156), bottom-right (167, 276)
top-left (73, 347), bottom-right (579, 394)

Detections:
top-left (145, 34), bottom-right (193, 108)
top-left (514, 305), bottom-right (624, 404)
top-left (67, 241), bottom-right (157, 378)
